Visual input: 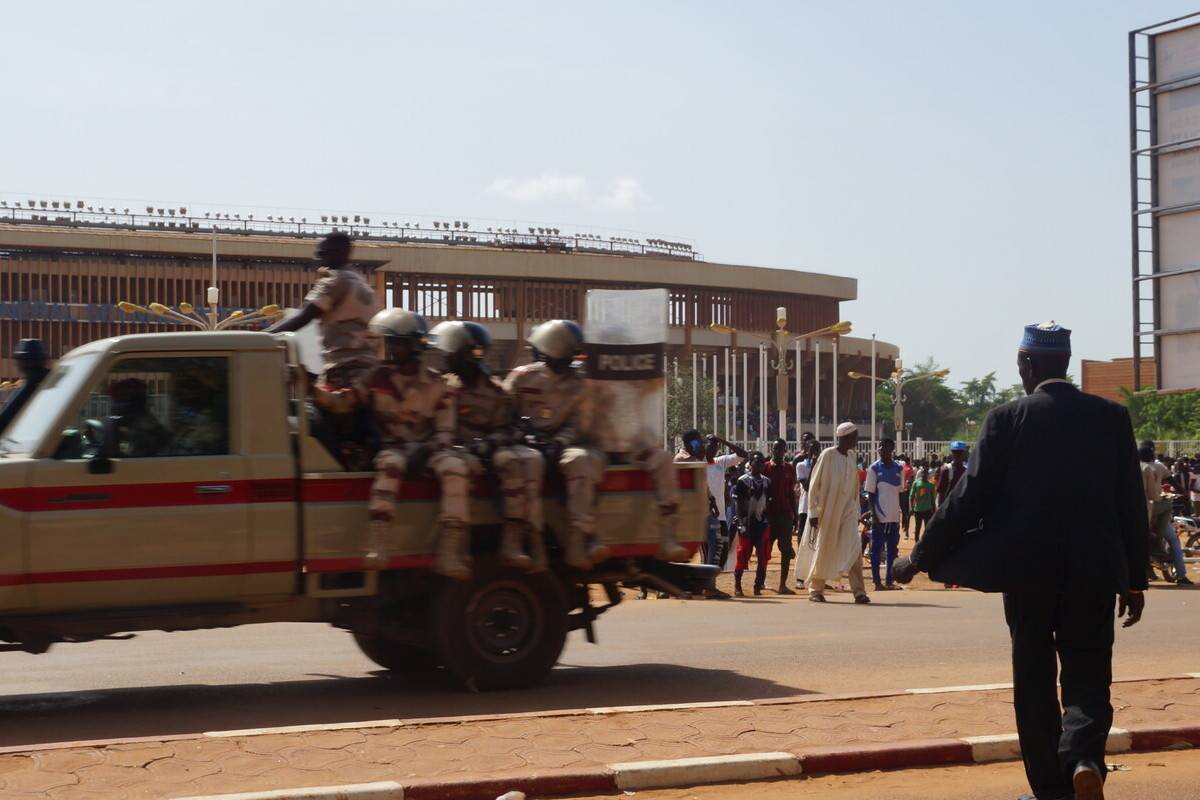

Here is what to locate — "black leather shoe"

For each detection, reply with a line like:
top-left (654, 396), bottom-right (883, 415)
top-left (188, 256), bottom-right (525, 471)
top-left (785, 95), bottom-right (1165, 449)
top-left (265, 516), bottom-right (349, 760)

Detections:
top-left (1073, 760), bottom-right (1104, 800)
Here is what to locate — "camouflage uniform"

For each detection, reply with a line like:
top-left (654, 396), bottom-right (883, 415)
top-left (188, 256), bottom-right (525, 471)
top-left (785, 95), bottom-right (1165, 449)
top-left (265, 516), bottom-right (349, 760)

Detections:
top-left (503, 360), bottom-right (606, 568)
top-left (305, 267), bottom-right (378, 388)
top-left (633, 444), bottom-right (688, 561)
top-left (315, 363), bottom-right (455, 522)
top-left (434, 372), bottom-right (547, 569)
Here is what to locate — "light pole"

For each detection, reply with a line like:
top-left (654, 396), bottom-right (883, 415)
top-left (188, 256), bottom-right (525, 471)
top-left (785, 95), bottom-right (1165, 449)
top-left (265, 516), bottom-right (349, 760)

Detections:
top-left (711, 314), bottom-right (851, 445)
top-left (847, 363), bottom-right (950, 454)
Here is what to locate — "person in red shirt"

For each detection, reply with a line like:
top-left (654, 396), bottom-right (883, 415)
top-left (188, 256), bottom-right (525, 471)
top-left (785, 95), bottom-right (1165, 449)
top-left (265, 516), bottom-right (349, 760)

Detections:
top-left (899, 456), bottom-right (915, 537)
top-left (764, 438), bottom-right (798, 595)
top-left (936, 441), bottom-right (969, 508)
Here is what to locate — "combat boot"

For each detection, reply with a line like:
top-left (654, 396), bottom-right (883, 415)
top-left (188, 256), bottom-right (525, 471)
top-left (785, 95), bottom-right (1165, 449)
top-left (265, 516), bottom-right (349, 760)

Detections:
top-left (500, 520), bottom-right (534, 571)
top-left (363, 519), bottom-right (389, 570)
top-left (587, 537), bottom-right (612, 565)
top-left (562, 528), bottom-right (593, 570)
top-left (527, 525), bottom-right (549, 573)
top-left (436, 522), bottom-right (472, 581)
top-left (655, 512), bottom-right (689, 562)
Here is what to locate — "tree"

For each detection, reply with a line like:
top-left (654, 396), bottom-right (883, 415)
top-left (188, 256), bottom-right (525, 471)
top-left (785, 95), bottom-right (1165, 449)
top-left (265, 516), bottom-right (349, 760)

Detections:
top-left (1122, 389), bottom-right (1200, 441)
top-left (958, 372), bottom-right (999, 422)
top-left (666, 366), bottom-right (717, 448)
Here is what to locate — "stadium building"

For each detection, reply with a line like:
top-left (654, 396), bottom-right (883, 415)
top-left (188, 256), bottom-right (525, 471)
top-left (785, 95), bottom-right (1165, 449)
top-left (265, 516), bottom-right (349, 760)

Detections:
top-left (0, 202), bottom-right (898, 439)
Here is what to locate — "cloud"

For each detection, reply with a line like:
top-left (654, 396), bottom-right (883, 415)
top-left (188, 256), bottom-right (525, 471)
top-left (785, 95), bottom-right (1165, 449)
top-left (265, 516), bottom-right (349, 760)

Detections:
top-left (487, 172), bottom-right (587, 203)
top-left (597, 176), bottom-right (644, 212)
top-left (487, 172), bottom-right (645, 212)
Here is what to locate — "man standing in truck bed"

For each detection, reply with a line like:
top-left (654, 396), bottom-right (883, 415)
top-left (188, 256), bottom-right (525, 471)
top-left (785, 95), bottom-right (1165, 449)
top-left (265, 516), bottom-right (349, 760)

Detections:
top-left (270, 231), bottom-right (377, 388)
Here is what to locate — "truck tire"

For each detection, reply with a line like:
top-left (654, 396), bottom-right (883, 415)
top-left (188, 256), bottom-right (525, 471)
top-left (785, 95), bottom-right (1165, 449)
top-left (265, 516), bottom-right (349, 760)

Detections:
top-left (352, 633), bottom-right (439, 673)
top-left (432, 564), bottom-right (569, 691)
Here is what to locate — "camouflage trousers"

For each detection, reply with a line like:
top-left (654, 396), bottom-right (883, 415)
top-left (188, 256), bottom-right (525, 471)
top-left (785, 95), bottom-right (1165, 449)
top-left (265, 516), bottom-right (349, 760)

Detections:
top-left (559, 446), bottom-right (607, 537)
top-left (492, 445), bottom-right (546, 532)
top-left (632, 446), bottom-right (680, 514)
top-left (369, 444), bottom-right (467, 528)
top-left (558, 446), bottom-right (678, 539)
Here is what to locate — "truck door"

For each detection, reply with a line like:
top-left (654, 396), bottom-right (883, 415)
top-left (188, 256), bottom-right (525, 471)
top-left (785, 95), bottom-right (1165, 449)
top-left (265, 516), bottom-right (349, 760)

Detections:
top-left (27, 353), bottom-right (256, 611)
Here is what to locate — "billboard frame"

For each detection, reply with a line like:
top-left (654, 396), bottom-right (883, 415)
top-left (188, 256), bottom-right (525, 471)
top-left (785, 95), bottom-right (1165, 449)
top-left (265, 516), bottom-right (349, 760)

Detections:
top-left (1129, 11), bottom-right (1200, 391)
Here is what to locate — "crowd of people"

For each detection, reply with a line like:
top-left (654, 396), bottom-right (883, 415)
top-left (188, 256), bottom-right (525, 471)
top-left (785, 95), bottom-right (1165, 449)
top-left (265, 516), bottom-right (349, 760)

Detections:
top-left (675, 427), bottom-right (986, 601)
top-left (678, 423), bottom-right (1197, 601)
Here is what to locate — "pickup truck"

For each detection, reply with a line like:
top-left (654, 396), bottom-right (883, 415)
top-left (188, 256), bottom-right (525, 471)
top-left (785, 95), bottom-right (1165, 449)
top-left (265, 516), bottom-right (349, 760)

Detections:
top-left (0, 331), bottom-right (712, 690)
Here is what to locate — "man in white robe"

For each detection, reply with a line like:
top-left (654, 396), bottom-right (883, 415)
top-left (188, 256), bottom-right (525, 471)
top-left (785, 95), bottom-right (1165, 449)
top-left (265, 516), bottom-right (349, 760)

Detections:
top-left (801, 422), bottom-right (870, 604)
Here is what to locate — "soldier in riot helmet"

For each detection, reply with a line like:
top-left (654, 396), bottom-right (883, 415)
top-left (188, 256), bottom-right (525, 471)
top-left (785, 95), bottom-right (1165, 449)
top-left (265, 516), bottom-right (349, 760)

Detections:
top-left (312, 308), bottom-right (458, 574)
top-left (428, 320), bottom-right (547, 572)
top-left (503, 320), bottom-right (608, 569)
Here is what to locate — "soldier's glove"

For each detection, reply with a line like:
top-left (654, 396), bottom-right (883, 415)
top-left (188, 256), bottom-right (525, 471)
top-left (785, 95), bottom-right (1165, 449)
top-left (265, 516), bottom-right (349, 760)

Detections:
top-left (892, 556), bottom-right (919, 585)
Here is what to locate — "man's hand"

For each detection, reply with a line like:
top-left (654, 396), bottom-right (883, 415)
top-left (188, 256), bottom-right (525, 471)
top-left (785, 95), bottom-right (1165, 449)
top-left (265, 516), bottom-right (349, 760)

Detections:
top-left (808, 517), bottom-right (819, 530)
top-left (892, 555), bottom-right (919, 585)
top-left (1119, 591), bottom-right (1145, 628)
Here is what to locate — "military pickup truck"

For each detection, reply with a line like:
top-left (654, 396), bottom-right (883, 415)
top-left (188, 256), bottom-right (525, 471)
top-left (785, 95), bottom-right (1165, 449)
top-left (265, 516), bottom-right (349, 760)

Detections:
top-left (0, 331), bottom-right (712, 690)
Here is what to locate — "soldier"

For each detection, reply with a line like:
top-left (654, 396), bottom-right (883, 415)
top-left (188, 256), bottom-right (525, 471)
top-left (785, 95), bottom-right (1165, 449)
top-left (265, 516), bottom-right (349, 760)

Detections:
top-left (270, 232), bottom-right (378, 469)
top-left (109, 378), bottom-right (169, 458)
top-left (269, 231), bottom-right (377, 389)
top-left (0, 339), bottom-right (51, 435)
top-left (504, 320), bottom-right (608, 570)
top-left (428, 320), bottom-right (546, 572)
top-left (312, 309), bottom-right (460, 575)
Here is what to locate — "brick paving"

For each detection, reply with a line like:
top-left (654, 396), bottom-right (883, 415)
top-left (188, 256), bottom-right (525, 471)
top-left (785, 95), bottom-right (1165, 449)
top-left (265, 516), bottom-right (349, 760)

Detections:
top-left (0, 677), bottom-right (1195, 799)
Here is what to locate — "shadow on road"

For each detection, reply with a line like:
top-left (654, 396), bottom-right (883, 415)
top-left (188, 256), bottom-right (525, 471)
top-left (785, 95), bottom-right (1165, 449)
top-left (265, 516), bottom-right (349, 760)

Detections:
top-left (0, 662), bottom-right (807, 748)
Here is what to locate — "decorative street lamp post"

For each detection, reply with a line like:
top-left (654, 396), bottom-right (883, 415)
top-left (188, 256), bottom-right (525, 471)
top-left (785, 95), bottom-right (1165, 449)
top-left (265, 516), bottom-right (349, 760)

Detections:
top-left (847, 363), bottom-right (950, 454)
top-left (710, 314), bottom-right (851, 446)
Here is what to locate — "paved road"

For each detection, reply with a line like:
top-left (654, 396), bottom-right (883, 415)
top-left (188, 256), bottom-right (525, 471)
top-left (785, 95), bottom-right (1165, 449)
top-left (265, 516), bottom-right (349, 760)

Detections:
top-left (570, 750), bottom-right (1200, 800)
top-left (0, 583), bottom-right (1196, 747)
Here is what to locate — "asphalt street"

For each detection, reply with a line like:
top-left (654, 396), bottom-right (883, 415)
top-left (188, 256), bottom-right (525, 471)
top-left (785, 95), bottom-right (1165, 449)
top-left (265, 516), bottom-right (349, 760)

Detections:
top-left (0, 582), bottom-right (1195, 748)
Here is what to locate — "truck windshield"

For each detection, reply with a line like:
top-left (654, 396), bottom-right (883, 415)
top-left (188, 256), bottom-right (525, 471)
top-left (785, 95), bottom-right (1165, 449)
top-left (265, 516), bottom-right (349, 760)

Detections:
top-left (1, 352), bottom-right (100, 455)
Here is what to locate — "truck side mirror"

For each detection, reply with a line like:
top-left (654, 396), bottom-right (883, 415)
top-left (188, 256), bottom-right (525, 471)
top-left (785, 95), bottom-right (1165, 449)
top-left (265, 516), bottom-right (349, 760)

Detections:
top-left (83, 418), bottom-right (118, 474)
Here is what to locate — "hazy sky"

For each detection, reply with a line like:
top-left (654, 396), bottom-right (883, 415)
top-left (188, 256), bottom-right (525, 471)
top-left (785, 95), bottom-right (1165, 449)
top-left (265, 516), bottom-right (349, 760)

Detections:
top-left (4, 0), bottom-right (1196, 387)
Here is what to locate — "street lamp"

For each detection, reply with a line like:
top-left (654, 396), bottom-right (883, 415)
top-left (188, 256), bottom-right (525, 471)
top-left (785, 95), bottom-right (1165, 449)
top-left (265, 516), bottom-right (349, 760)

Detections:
top-left (847, 363), bottom-right (950, 454)
top-left (711, 315), bottom-right (851, 444)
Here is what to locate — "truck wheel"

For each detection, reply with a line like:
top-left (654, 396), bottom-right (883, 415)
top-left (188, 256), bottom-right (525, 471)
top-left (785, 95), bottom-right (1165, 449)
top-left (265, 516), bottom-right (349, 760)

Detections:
top-left (352, 633), bottom-right (439, 673)
top-left (433, 565), bottom-right (568, 691)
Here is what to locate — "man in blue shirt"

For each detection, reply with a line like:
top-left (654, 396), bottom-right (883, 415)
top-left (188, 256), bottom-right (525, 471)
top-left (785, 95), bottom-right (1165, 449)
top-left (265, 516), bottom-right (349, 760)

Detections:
top-left (865, 437), bottom-right (904, 590)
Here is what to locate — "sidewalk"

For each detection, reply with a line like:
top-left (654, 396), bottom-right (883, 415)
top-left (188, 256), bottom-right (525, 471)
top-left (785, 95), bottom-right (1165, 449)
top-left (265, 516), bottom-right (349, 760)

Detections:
top-left (1, 676), bottom-right (1196, 799)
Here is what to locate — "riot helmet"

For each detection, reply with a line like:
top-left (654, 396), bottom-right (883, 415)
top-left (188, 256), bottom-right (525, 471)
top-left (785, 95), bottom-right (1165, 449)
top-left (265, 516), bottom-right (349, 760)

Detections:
top-left (429, 320), bottom-right (493, 377)
top-left (369, 308), bottom-right (429, 367)
top-left (527, 319), bottom-right (583, 367)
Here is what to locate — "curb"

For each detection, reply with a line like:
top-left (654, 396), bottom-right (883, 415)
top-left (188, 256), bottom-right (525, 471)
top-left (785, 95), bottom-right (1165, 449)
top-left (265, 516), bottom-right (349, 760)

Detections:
top-left (172, 722), bottom-right (1200, 800)
top-left (8, 672), bottom-right (1197, 756)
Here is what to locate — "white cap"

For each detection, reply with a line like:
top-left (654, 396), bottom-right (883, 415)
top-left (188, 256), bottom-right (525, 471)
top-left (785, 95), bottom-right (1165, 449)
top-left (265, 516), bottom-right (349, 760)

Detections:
top-left (836, 422), bottom-right (858, 437)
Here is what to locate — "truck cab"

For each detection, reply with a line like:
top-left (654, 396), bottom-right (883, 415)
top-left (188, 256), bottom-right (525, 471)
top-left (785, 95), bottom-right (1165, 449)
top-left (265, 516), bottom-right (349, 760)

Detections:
top-left (0, 332), bottom-right (712, 689)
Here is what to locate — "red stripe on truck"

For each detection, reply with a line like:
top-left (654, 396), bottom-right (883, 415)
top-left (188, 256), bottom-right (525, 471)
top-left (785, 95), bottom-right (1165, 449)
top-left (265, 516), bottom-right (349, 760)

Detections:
top-left (0, 468), bottom-right (696, 513)
top-left (0, 560), bottom-right (295, 586)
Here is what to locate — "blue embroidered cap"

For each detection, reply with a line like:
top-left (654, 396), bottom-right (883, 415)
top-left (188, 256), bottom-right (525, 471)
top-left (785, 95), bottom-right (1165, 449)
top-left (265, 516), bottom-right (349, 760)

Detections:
top-left (1020, 321), bottom-right (1071, 355)
top-left (950, 440), bottom-right (968, 451)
